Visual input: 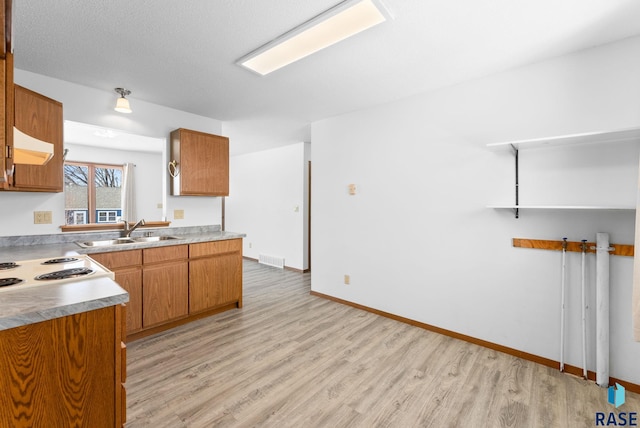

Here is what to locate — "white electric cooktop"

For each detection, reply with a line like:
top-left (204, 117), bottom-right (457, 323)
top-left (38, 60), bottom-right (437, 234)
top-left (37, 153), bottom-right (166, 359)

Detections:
top-left (0, 255), bottom-right (114, 292)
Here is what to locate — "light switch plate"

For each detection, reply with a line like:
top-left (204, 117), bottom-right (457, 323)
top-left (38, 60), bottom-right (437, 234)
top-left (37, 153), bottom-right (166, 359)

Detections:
top-left (34, 211), bottom-right (52, 224)
top-left (174, 209), bottom-right (184, 220)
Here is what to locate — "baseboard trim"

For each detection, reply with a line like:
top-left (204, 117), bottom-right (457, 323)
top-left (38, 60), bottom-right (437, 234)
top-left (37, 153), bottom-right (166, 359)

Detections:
top-left (310, 290), bottom-right (640, 394)
top-left (243, 256), bottom-right (310, 273)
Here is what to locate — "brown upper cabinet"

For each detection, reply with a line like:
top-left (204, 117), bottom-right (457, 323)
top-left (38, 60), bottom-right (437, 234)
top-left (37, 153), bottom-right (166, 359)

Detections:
top-left (0, 0), bottom-right (8, 189)
top-left (0, 1), bottom-right (64, 193)
top-left (169, 128), bottom-right (229, 196)
top-left (5, 84), bottom-right (64, 192)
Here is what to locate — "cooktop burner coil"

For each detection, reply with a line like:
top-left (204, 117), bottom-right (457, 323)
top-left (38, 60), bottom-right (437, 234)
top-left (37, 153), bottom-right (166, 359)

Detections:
top-left (42, 257), bottom-right (79, 265)
top-left (0, 277), bottom-right (24, 287)
top-left (35, 267), bottom-right (94, 281)
top-left (0, 262), bottom-right (19, 270)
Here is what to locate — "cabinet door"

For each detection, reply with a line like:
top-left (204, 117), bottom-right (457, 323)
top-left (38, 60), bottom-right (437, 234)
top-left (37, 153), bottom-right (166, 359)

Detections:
top-left (12, 85), bottom-right (63, 192)
top-left (189, 252), bottom-right (242, 313)
top-left (0, 56), bottom-right (5, 190)
top-left (0, 306), bottom-right (119, 427)
top-left (142, 261), bottom-right (188, 327)
top-left (90, 251), bottom-right (143, 336)
top-left (114, 267), bottom-right (143, 333)
top-left (170, 128), bottom-right (229, 196)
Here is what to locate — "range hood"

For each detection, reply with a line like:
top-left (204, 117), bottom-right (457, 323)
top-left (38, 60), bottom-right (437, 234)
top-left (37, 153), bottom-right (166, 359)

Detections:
top-left (13, 127), bottom-right (54, 165)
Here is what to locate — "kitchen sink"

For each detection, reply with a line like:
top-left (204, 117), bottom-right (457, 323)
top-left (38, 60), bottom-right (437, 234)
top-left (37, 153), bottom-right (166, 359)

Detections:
top-left (131, 236), bottom-right (181, 243)
top-left (77, 238), bottom-right (136, 247)
top-left (76, 236), bottom-right (181, 248)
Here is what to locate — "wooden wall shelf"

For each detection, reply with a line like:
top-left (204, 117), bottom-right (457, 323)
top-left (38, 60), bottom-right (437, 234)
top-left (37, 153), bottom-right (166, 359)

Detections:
top-left (512, 238), bottom-right (634, 257)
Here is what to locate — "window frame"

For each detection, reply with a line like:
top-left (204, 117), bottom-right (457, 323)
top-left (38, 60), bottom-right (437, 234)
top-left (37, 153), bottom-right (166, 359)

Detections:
top-left (64, 161), bottom-right (124, 225)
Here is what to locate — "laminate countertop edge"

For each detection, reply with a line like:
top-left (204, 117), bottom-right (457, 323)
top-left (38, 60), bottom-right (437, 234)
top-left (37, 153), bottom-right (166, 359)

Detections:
top-left (0, 231), bottom-right (246, 260)
top-left (0, 231), bottom-right (245, 330)
top-left (0, 276), bottom-right (129, 331)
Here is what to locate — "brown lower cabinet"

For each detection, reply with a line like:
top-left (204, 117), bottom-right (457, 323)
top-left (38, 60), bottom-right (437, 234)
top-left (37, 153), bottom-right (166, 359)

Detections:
top-left (0, 304), bottom-right (126, 428)
top-left (90, 238), bottom-right (242, 340)
top-left (189, 239), bottom-right (243, 312)
top-left (91, 250), bottom-right (143, 334)
top-left (142, 245), bottom-right (189, 328)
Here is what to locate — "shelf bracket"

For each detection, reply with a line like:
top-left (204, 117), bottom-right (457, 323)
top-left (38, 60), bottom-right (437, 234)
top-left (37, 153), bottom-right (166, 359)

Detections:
top-left (510, 144), bottom-right (519, 218)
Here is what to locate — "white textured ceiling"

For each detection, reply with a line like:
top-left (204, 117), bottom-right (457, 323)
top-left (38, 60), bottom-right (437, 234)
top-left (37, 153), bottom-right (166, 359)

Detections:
top-left (13, 0), bottom-right (640, 155)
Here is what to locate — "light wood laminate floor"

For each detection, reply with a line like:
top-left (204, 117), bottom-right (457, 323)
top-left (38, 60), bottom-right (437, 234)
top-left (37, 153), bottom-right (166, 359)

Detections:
top-left (126, 260), bottom-right (639, 427)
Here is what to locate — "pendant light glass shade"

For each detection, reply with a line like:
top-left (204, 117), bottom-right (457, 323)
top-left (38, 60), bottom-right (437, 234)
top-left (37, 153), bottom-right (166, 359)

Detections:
top-left (114, 88), bottom-right (132, 113)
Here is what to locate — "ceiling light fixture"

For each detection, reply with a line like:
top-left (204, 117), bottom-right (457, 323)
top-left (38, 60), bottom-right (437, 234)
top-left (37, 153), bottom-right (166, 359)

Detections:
top-left (114, 88), bottom-right (132, 113)
top-left (237, 0), bottom-right (391, 76)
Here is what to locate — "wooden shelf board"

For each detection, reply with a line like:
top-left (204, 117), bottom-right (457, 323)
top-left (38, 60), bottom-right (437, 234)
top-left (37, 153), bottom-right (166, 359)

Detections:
top-left (486, 127), bottom-right (640, 150)
top-left (60, 221), bottom-right (171, 233)
top-left (488, 205), bottom-right (635, 211)
top-left (513, 238), bottom-right (634, 257)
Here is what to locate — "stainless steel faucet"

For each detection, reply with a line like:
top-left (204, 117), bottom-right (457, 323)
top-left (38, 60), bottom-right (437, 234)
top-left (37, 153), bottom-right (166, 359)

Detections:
top-left (122, 219), bottom-right (146, 237)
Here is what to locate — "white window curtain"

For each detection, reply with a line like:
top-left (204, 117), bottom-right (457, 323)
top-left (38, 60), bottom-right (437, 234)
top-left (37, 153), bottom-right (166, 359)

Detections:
top-left (121, 163), bottom-right (136, 222)
top-left (633, 163), bottom-right (640, 342)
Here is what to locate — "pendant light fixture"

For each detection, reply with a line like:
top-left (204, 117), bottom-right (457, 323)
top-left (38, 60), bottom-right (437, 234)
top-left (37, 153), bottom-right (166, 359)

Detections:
top-left (114, 88), bottom-right (132, 113)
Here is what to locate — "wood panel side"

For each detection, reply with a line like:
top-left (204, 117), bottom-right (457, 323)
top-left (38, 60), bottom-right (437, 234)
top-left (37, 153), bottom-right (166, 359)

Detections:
top-left (0, 56), bottom-right (5, 189)
top-left (3, 52), bottom-right (11, 188)
top-left (0, 307), bottom-right (116, 427)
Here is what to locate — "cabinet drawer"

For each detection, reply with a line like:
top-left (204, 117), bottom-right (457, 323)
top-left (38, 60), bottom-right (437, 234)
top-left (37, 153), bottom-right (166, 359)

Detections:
top-left (143, 244), bottom-right (188, 264)
top-left (190, 239), bottom-right (242, 258)
top-left (90, 250), bottom-right (142, 269)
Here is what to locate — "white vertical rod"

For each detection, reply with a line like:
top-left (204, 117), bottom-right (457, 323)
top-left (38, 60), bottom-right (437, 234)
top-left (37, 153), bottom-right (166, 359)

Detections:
top-left (595, 232), bottom-right (610, 387)
top-left (581, 239), bottom-right (588, 379)
top-left (560, 238), bottom-right (567, 372)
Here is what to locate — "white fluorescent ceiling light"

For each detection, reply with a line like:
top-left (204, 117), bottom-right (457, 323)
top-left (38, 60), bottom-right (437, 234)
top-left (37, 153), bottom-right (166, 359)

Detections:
top-left (238, 0), bottom-right (390, 76)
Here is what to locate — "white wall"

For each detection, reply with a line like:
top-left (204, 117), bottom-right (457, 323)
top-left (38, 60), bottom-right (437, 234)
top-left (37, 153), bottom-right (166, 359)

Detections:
top-left (226, 143), bottom-right (310, 271)
top-left (0, 70), bottom-right (225, 236)
top-left (311, 36), bottom-right (640, 384)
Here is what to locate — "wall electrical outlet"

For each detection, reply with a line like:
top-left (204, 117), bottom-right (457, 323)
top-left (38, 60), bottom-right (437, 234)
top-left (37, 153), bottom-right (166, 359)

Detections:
top-left (174, 209), bottom-right (184, 220)
top-left (157, 203), bottom-right (163, 209)
top-left (34, 211), bottom-right (52, 224)
top-left (344, 274), bottom-right (350, 285)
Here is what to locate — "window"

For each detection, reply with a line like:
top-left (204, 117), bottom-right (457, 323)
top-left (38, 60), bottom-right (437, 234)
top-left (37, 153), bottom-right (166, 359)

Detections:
top-left (64, 162), bottom-right (123, 225)
top-left (97, 210), bottom-right (119, 223)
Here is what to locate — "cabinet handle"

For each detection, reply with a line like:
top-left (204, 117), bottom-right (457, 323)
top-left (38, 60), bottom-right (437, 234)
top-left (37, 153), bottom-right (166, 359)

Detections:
top-left (168, 160), bottom-right (179, 178)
